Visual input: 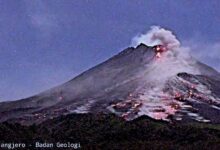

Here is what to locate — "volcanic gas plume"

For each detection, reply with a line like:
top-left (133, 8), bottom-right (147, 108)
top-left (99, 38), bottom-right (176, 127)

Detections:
top-left (133, 26), bottom-right (200, 83)
top-left (0, 26), bottom-right (220, 125)
top-left (109, 26), bottom-right (220, 122)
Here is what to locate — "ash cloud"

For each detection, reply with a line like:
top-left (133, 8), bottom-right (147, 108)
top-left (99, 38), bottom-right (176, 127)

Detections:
top-left (184, 40), bottom-right (220, 72)
top-left (132, 26), bottom-right (180, 50)
top-left (132, 26), bottom-right (201, 84)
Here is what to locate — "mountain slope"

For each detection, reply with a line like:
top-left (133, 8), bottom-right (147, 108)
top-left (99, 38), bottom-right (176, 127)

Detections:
top-left (0, 43), bottom-right (220, 125)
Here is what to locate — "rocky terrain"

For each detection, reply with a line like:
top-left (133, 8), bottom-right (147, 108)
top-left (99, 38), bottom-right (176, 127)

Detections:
top-left (0, 43), bottom-right (220, 125)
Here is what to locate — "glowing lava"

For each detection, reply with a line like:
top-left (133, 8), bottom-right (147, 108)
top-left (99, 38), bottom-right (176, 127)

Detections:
top-left (153, 45), bottom-right (167, 58)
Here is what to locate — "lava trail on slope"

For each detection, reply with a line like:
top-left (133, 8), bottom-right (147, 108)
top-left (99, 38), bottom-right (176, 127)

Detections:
top-left (0, 27), bottom-right (220, 125)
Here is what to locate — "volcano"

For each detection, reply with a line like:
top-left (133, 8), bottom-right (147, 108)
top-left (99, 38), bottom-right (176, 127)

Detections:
top-left (0, 42), bottom-right (220, 125)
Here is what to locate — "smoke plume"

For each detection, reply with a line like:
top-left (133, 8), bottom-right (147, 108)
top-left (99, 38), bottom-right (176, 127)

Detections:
top-left (132, 26), bottom-right (180, 50)
top-left (132, 26), bottom-right (201, 83)
top-left (131, 26), bottom-right (202, 120)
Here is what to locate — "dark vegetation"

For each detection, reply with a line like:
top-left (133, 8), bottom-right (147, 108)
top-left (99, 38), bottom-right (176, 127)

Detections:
top-left (0, 113), bottom-right (220, 150)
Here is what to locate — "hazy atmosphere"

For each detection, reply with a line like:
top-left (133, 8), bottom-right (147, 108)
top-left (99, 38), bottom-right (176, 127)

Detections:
top-left (0, 0), bottom-right (220, 101)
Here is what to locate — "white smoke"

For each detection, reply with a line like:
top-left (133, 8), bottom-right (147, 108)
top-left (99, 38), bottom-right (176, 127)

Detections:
top-left (185, 40), bottom-right (220, 71)
top-left (132, 26), bottom-right (200, 83)
top-left (132, 26), bottom-right (180, 50)
top-left (131, 26), bottom-right (202, 121)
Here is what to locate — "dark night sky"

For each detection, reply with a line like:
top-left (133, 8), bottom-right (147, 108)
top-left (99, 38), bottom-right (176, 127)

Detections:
top-left (0, 0), bottom-right (220, 101)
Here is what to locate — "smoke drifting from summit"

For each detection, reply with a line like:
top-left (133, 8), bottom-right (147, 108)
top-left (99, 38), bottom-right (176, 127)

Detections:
top-left (132, 26), bottom-right (180, 50)
top-left (131, 27), bottom-right (203, 120)
top-left (132, 26), bottom-right (201, 84)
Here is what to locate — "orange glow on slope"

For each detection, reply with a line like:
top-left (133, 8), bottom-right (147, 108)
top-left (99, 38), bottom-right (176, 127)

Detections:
top-left (153, 45), bottom-right (167, 59)
top-left (156, 52), bottom-right (162, 58)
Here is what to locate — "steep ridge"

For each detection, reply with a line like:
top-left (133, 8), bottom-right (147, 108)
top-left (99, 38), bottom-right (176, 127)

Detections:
top-left (0, 43), bottom-right (220, 125)
top-left (0, 44), bottom-right (154, 123)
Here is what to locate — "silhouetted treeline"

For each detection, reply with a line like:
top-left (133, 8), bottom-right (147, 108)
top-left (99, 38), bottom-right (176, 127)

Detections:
top-left (0, 114), bottom-right (220, 150)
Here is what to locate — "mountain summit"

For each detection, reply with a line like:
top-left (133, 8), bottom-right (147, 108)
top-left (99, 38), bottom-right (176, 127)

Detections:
top-left (0, 42), bottom-right (220, 125)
